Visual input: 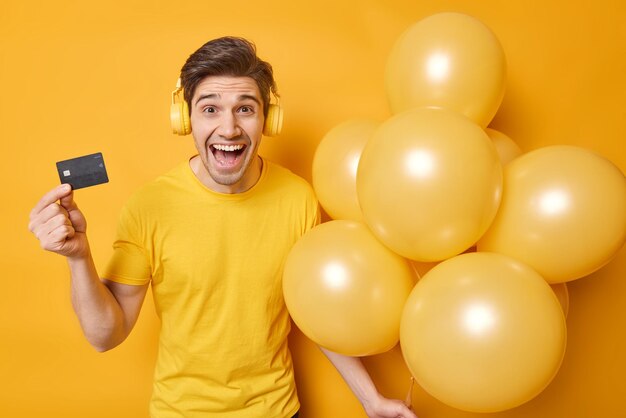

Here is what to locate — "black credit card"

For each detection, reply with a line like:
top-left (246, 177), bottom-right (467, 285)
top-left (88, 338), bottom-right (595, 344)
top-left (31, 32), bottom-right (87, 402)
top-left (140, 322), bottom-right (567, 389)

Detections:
top-left (56, 152), bottom-right (109, 190)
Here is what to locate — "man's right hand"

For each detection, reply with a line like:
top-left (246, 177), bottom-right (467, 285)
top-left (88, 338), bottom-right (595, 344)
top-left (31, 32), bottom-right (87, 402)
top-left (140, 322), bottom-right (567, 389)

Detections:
top-left (28, 184), bottom-right (89, 258)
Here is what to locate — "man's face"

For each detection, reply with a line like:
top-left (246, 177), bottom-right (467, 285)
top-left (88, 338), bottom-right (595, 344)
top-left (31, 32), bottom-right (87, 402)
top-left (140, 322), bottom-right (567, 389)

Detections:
top-left (189, 75), bottom-right (265, 193)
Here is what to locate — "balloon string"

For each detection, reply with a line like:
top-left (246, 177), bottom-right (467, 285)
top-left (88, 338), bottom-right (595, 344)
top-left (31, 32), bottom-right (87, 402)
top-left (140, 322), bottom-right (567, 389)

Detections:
top-left (404, 376), bottom-right (415, 409)
top-left (411, 262), bottom-right (422, 280)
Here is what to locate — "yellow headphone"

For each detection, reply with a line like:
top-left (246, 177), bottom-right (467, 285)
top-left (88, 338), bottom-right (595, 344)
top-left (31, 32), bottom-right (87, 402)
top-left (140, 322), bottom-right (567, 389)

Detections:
top-left (170, 78), bottom-right (284, 137)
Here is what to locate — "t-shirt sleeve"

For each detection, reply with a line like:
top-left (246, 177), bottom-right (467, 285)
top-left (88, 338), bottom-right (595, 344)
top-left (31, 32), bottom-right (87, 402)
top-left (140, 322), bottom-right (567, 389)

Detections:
top-left (103, 202), bottom-right (151, 286)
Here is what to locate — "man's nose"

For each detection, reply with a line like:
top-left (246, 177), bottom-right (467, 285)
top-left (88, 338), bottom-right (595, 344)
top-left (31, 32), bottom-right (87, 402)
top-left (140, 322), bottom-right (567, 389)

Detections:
top-left (216, 112), bottom-right (242, 139)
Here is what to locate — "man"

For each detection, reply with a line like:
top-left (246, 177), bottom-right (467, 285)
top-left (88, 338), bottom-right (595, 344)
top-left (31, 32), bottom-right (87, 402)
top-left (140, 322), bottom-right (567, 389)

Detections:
top-left (28, 36), bottom-right (416, 418)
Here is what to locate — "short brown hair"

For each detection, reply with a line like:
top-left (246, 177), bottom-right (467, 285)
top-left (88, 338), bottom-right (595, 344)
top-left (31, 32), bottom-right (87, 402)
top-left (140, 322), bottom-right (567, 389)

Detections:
top-left (180, 36), bottom-right (277, 117)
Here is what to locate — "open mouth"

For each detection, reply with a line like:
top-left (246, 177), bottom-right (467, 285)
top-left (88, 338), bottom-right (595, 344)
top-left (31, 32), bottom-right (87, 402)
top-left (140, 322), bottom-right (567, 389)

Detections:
top-left (210, 143), bottom-right (246, 167)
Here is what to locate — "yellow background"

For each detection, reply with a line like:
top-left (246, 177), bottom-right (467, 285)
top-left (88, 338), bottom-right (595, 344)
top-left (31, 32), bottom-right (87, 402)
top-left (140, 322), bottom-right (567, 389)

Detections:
top-left (1, 0), bottom-right (624, 416)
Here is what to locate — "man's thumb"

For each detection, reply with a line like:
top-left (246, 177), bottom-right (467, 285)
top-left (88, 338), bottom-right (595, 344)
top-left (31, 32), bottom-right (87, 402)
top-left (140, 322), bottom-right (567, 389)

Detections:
top-left (59, 186), bottom-right (77, 211)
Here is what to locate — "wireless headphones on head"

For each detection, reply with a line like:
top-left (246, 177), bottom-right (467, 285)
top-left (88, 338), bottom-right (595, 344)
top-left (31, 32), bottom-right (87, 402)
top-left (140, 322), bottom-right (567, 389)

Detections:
top-left (170, 78), bottom-right (283, 137)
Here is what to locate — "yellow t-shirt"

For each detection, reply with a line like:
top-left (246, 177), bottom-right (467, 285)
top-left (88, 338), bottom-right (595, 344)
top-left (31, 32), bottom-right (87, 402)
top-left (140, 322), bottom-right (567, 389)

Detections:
top-left (104, 158), bottom-right (319, 418)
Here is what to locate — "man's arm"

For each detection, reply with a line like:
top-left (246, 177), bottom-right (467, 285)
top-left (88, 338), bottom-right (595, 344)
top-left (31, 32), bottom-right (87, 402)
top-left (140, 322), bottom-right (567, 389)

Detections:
top-left (68, 253), bottom-right (148, 352)
top-left (29, 184), bottom-right (148, 352)
top-left (320, 347), bottom-right (418, 418)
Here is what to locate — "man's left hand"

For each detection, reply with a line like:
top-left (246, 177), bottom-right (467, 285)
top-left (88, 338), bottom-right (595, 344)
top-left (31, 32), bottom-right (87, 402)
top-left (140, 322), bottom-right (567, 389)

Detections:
top-left (364, 395), bottom-right (418, 418)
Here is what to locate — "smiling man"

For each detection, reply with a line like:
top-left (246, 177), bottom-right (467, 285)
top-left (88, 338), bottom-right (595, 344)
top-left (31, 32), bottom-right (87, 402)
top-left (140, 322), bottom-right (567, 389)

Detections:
top-left (28, 37), bottom-right (417, 418)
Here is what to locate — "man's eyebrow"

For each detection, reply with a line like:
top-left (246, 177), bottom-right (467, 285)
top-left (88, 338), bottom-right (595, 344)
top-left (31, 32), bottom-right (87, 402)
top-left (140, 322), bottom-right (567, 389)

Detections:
top-left (238, 94), bottom-right (261, 105)
top-left (194, 93), bottom-right (261, 106)
top-left (195, 93), bottom-right (218, 106)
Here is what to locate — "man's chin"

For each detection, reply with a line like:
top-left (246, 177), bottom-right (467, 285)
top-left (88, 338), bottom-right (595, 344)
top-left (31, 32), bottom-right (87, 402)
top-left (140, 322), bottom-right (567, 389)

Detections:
top-left (206, 157), bottom-right (244, 181)
top-left (208, 170), bottom-right (242, 186)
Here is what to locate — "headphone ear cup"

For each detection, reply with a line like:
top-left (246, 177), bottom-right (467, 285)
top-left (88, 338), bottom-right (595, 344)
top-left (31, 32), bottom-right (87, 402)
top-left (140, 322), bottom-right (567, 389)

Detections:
top-left (263, 104), bottom-right (283, 137)
top-left (170, 101), bottom-right (191, 135)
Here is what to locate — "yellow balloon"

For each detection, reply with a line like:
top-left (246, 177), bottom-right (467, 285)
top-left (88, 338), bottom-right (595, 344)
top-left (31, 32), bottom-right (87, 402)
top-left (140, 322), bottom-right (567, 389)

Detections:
top-left (357, 107), bottom-right (502, 262)
top-left (283, 220), bottom-right (416, 356)
top-left (478, 145), bottom-right (626, 283)
top-left (312, 119), bottom-right (379, 221)
top-left (385, 12), bottom-right (506, 128)
top-left (400, 252), bottom-right (567, 413)
top-left (485, 128), bottom-right (522, 166)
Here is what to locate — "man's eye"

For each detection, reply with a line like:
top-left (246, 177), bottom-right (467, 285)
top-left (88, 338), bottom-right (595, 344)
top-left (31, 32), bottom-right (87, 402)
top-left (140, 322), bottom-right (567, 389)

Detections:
top-left (240, 106), bottom-right (253, 113)
top-left (203, 107), bottom-right (216, 113)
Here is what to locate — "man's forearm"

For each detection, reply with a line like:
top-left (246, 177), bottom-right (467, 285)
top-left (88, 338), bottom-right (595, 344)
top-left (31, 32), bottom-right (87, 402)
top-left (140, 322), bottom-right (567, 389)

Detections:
top-left (67, 247), bottom-right (126, 352)
top-left (320, 347), bottom-right (419, 418)
top-left (320, 347), bottom-right (381, 412)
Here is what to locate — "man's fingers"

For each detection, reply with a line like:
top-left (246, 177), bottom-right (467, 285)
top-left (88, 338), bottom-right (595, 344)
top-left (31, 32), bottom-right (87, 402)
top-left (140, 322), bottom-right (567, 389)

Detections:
top-left (28, 184), bottom-right (87, 257)
top-left (48, 212), bottom-right (72, 231)
top-left (28, 201), bottom-right (70, 233)
top-left (38, 222), bottom-right (76, 252)
top-left (48, 224), bottom-right (76, 243)
top-left (32, 212), bottom-right (68, 240)
top-left (30, 184), bottom-right (72, 218)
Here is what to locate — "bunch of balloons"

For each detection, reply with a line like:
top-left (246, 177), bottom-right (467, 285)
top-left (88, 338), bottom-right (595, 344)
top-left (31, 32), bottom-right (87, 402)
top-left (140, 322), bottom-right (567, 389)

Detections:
top-left (283, 12), bottom-right (626, 413)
